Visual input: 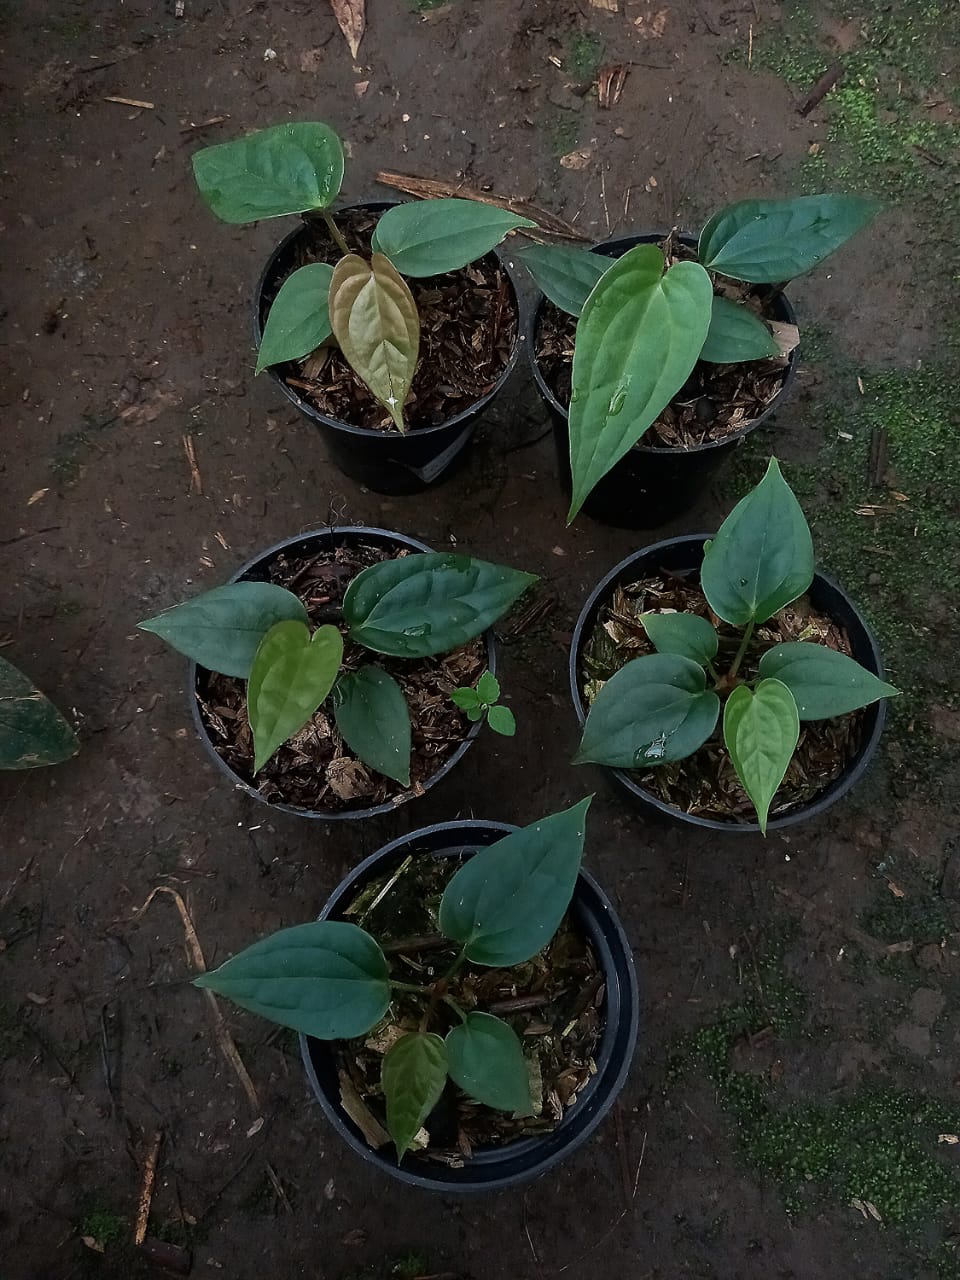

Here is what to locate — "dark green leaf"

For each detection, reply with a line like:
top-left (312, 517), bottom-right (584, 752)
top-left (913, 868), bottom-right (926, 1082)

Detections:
top-left (438, 798), bottom-right (590, 967)
top-left (575, 654), bottom-right (720, 768)
top-left (476, 671), bottom-right (500, 704)
top-left (139, 582), bottom-right (308, 678)
top-left (0, 656), bottom-right (78, 770)
top-left (451, 686), bottom-right (481, 710)
top-left (758, 642), bottom-right (899, 720)
top-left (192, 122), bottom-right (345, 223)
top-left (699, 194), bottom-right (880, 283)
top-left (382, 1032), bottom-right (448, 1158)
top-left (486, 705), bottom-right (516, 736)
top-left (516, 243), bottom-right (609, 317)
top-left (329, 253), bottom-right (420, 432)
top-left (641, 613), bottom-right (719, 665)
top-left (567, 246), bottom-right (714, 522)
top-left (248, 622), bottom-right (343, 771)
top-left (446, 1013), bottom-right (531, 1113)
top-left (344, 553), bottom-right (537, 658)
top-left (370, 199), bottom-right (535, 277)
top-left (333, 665), bottom-right (411, 786)
top-left (700, 458), bottom-right (815, 625)
top-left (700, 295), bottom-right (779, 364)
top-left (256, 263), bottom-right (334, 374)
top-left (723, 678), bottom-right (799, 834)
top-left (194, 920), bottom-right (390, 1039)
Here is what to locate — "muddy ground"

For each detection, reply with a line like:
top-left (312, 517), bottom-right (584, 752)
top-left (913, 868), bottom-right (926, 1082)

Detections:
top-left (2, 1), bottom-right (959, 1277)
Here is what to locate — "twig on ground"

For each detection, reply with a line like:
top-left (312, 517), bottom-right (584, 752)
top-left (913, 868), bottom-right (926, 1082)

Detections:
top-left (135, 1130), bottom-right (163, 1246)
top-left (797, 63), bottom-right (844, 116)
top-left (182, 434), bottom-right (203, 495)
top-left (376, 171), bottom-right (590, 240)
top-left (104, 95), bottom-right (155, 109)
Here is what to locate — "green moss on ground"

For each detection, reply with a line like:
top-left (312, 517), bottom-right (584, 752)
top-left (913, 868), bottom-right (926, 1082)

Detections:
top-left (566, 31), bottom-right (603, 80)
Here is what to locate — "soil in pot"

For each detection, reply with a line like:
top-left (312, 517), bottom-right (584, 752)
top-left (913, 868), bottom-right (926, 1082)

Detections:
top-left (535, 232), bottom-right (796, 449)
top-left (195, 541), bottom-right (484, 813)
top-left (579, 567), bottom-right (865, 824)
top-left (336, 848), bottom-right (604, 1168)
top-left (262, 207), bottom-right (519, 432)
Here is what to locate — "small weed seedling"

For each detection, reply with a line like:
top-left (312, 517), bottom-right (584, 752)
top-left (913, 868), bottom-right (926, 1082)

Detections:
top-left (450, 670), bottom-right (516, 736)
top-left (518, 194), bottom-right (879, 520)
top-left (0, 655), bottom-right (78, 770)
top-left (574, 459), bottom-right (899, 831)
top-left (196, 799), bottom-right (591, 1159)
top-left (192, 121), bottom-right (537, 430)
top-left (139, 552), bottom-right (535, 782)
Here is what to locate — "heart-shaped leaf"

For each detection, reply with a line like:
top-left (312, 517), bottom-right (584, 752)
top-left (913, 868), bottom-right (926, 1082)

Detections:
top-left (517, 243), bottom-right (609, 317)
top-left (758, 642), bottom-right (899, 720)
top-left (438, 798), bottom-right (590, 967)
top-left (476, 671), bottom-right (500, 704)
top-left (700, 458), bottom-right (815, 626)
top-left (699, 194), bottom-right (880, 283)
top-left (723, 678), bottom-right (800, 833)
top-left (567, 245), bottom-right (714, 522)
top-left (0, 656), bottom-right (79, 770)
top-left (192, 122), bottom-right (345, 223)
top-left (139, 582), bottom-right (308, 678)
top-left (446, 1013), bottom-right (531, 1113)
top-left (256, 263), bottom-right (334, 374)
top-left (641, 613), bottom-right (719, 665)
top-left (699, 296), bottom-right (780, 364)
top-left (575, 653), bottom-right (720, 768)
top-left (333, 664), bottom-right (411, 786)
top-left (194, 920), bottom-right (390, 1039)
top-left (486, 704), bottom-right (516, 736)
top-left (344, 553), bottom-right (537, 658)
top-left (329, 253), bottom-right (420, 431)
top-left (248, 621), bottom-right (344, 771)
top-left (382, 1032), bottom-right (448, 1159)
top-left (370, 199), bottom-right (535, 277)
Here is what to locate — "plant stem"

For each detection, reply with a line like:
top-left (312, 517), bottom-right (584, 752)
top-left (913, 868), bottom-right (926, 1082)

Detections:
top-left (390, 980), bottom-right (431, 995)
top-left (321, 210), bottom-right (350, 256)
top-left (727, 620), bottom-right (755, 682)
top-left (442, 995), bottom-right (468, 1023)
top-left (442, 945), bottom-right (469, 983)
top-left (706, 659), bottom-right (721, 683)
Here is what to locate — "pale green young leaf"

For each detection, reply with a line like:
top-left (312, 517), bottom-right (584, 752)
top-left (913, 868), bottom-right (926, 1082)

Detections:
top-left (382, 1032), bottom-right (448, 1159)
top-left (476, 671), bottom-right (501, 704)
top-left (722, 678), bottom-right (800, 833)
top-left (256, 263), bottom-right (334, 374)
top-left (486, 704), bottom-right (516, 737)
top-left (248, 621), bottom-right (343, 771)
top-left (451, 686), bottom-right (482, 710)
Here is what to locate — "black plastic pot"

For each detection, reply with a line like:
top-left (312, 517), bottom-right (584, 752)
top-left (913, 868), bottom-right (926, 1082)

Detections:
top-left (300, 820), bottom-right (639, 1191)
top-left (570, 535), bottom-right (888, 834)
top-left (255, 201), bottom-right (525, 496)
top-left (526, 233), bottom-right (799, 529)
top-left (189, 526), bottom-right (495, 821)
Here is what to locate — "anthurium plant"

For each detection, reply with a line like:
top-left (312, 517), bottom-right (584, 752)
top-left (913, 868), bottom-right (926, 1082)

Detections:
top-left (139, 552), bottom-right (535, 783)
top-left (196, 798), bottom-right (591, 1159)
top-left (517, 194), bottom-right (879, 521)
top-left (573, 459), bottom-right (898, 832)
top-left (192, 121), bottom-right (536, 431)
top-left (0, 655), bottom-right (79, 770)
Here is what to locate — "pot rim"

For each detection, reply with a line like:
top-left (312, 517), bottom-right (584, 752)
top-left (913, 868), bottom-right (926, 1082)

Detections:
top-left (569, 533), bottom-right (888, 834)
top-left (188, 526), bottom-right (495, 821)
top-left (254, 198), bottom-right (526, 441)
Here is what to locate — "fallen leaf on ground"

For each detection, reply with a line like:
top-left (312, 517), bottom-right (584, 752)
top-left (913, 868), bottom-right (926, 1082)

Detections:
top-left (300, 48), bottom-right (325, 73)
top-left (634, 7), bottom-right (668, 37)
top-left (27, 488), bottom-right (48, 506)
top-left (597, 63), bottom-right (628, 108)
top-left (560, 148), bottom-right (593, 170)
top-left (329, 0), bottom-right (364, 59)
top-left (590, 0), bottom-right (618, 9)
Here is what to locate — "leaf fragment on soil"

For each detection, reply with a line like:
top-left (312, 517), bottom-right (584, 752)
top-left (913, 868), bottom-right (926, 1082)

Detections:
top-left (329, 0), bottom-right (365, 58)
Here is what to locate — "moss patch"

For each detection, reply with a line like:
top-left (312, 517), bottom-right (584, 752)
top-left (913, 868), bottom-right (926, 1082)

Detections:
top-left (566, 32), bottom-right (603, 80)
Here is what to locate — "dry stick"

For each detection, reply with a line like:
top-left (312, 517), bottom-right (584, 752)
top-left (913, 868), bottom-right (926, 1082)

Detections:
top-left (133, 886), bottom-right (261, 1114)
top-left (797, 63), bottom-right (844, 117)
top-left (182, 434), bottom-right (202, 495)
top-left (104, 95), bottom-right (155, 109)
top-left (552, 1130), bottom-right (648, 1274)
top-left (134, 1130), bottom-right (163, 1246)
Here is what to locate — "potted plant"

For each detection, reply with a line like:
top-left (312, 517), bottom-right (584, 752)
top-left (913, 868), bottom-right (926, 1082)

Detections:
top-left (570, 459), bottom-right (898, 833)
top-left (0, 655), bottom-right (78, 769)
top-left (192, 121), bottom-right (534, 494)
top-left (519, 194), bottom-right (879, 527)
top-left (138, 526), bottom-right (535, 819)
top-left (196, 800), bottom-right (639, 1189)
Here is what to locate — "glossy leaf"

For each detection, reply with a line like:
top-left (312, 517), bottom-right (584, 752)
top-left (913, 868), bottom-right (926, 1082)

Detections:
top-left (192, 122), bottom-right (345, 223)
top-left (248, 621), bottom-right (343, 771)
top-left (517, 242), bottom-right (609, 317)
top-left (699, 194), bottom-right (880, 283)
top-left (486, 705), bottom-right (516, 737)
top-left (476, 671), bottom-right (500, 704)
top-left (446, 1013), bottom-right (531, 1113)
top-left (567, 245), bottom-right (714, 522)
top-left (0, 656), bottom-right (78, 770)
top-left (139, 582), bottom-right (308, 678)
top-left (371, 199), bottom-right (535, 277)
top-left (382, 1032), bottom-right (448, 1159)
top-left (758, 642), bottom-right (899, 720)
top-left (438, 798), bottom-right (590, 967)
top-left (344, 553), bottom-right (537, 658)
top-left (575, 654), bottom-right (720, 768)
top-left (700, 458), bottom-right (815, 626)
top-left (723, 678), bottom-right (800, 834)
top-left (194, 920), bottom-right (390, 1039)
top-left (333, 665), bottom-right (411, 786)
top-left (329, 253), bottom-right (419, 432)
top-left (700, 295), bottom-right (779, 364)
top-left (641, 613), bottom-right (719, 665)
top-left (256, 263), bottom-right (334, 374)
